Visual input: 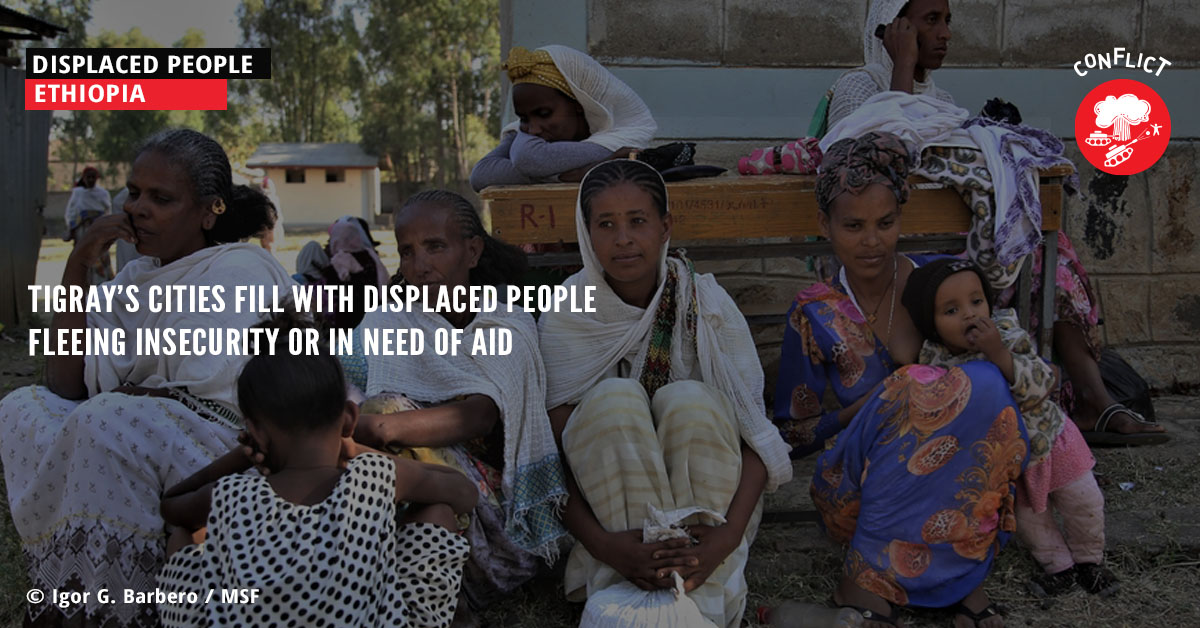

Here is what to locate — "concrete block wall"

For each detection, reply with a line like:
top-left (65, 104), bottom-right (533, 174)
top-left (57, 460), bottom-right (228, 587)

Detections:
top-left (584, 0), bottom-right (1199, 70)
top-left (502, 0), bottom-right (1200, 391)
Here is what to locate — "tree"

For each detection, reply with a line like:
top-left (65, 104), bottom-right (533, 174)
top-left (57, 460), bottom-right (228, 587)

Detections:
top-left (237, 0), bottom-right (357, 143)
top-left (86, 28), bottom-right (168, 176)
top-left (354, 0), bottom-right (501, 186)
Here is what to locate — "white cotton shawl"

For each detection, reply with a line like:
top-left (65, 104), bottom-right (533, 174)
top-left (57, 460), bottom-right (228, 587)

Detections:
top-left (537, 163), bottom-right (793, 492)
top-left (821, 90), bottom-right (975, 160)
top-left (64, 185), bottom-right (112, 228)
top-left (84, 243), bottom-right (297, 412)
top-left (823, 90), bottom-right (1053, 276)
top-left (362, 305), bottom-right (568, 560)
top-left (501, 45), bottom-right (657, 151)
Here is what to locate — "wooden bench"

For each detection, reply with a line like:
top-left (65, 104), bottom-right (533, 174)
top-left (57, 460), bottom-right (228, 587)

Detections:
top-left (480, 165), bottom-right (1071, 359)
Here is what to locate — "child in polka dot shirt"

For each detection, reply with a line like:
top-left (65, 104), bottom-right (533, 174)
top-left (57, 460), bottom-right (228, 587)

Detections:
top-left (157, 326), bottom-right (477, 627)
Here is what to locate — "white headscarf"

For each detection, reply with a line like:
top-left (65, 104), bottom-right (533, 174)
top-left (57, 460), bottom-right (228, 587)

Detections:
top-left (502, 45), bottom-right (657, 151)
top-left (328, 216), bottom-right (389, 286)
top-left (854, 0), bottom-right (949, 98)
top-left (538, 161), bottom-right (792, 491)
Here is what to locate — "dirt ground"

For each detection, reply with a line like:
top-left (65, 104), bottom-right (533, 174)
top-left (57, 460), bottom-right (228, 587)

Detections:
top-left (2, 234), bottom-right (1198, 627)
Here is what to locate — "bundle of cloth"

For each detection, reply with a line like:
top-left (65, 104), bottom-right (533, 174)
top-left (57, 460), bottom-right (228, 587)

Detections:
top-left (821, 91), bottom-right (1078, 288)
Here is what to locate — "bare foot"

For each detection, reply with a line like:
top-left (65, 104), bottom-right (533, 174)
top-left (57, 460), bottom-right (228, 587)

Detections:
top-left (833, 576), bottom-right (903, 628)
top-left (953, 586), bottom-right (1003, 628)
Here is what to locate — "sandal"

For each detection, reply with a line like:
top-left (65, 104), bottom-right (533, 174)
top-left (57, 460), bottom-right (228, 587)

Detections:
top-left (952, 600), bottom-right (1003, 627)
top-left (836, 603), bottom-right (896, 626)
top-left (1081, 403), bottom-right (1170, 447)
top-left (1076, 562), bottom-right (1120, 597)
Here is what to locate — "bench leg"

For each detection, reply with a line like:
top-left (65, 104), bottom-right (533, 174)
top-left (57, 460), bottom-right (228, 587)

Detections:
top-left (1040, 230), bottom-right (1058, 360)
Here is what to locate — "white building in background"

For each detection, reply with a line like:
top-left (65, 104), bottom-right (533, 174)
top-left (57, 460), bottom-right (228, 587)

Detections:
top-left (246, 143), bottom-right (381, 227)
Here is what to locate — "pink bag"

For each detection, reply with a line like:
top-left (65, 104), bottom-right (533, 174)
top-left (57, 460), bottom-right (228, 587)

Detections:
top-left (738, 137), bottom-right (822, 175)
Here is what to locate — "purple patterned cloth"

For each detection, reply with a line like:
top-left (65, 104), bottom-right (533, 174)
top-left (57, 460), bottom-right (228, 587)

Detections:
top-left (962, 116), bottom-right (1079, 266)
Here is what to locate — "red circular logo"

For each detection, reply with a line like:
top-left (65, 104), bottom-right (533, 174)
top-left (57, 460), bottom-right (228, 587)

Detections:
top-left (1075, 79), bottom-right (1170, 175)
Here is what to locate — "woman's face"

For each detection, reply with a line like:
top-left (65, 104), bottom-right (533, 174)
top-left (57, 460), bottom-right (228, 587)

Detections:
top-left (586, 182), bottom-right (671, 303)
top-left (903, 0), bottom-right (952, 72)
top-left (394, 202), bottom-right (482, 290)
top-left (513, 83), bottom-right (589, 142)
top-left (933, 270), bottom-right (991, 353)
top-left (819, 183), bottom-right (902, 283)
top-left (123, 150), bottom-right (210, 265)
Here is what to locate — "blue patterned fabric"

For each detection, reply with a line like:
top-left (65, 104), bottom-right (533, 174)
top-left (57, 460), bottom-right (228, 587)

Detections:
top-left (774, 259), bottom-right (1030, 609)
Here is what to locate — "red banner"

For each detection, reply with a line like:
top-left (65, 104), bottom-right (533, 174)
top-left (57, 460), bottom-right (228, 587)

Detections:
top-left (25, 79), bottom-right (227, 111)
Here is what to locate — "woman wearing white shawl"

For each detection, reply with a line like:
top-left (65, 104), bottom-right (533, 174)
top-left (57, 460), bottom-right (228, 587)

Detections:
top-left (469, 44), bottom-right (657, 191)
top-left (64, 165), bottom-right (116, 284)
top-left (348, 189), bottom-right (568, 615)
top-left (0, 129), bottom-right (294, 628)
top-left (538, 160), bottom-right (792, 627)
top-left (815, 0), bottom-right (954, 133)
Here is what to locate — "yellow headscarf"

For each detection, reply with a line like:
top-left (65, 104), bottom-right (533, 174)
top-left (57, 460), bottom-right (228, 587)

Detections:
top-left (504, 46), bottom-right (576, 100)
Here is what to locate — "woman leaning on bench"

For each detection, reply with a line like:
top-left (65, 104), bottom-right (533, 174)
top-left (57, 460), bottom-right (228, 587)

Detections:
top-left (470, 44), bottom-right (655, 190)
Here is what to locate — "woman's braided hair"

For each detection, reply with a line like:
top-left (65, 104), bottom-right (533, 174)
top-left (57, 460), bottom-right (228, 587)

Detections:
top-left (397, 190), bottom-right (528, 287)
top-left (134, 129), bottom-right (274, 244)
top-left (578, 159), bottom-right (668, 225)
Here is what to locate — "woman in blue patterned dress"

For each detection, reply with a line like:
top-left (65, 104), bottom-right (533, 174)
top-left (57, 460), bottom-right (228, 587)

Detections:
top-left (774, 132), bottom-right (1028, 628)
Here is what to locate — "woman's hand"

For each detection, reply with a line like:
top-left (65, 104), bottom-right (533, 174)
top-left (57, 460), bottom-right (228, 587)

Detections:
top-left (337, 436), bottom-right (362, 468)
top-left (558, 147), bottom-right (641, 182)
top-left (353, 413), bottom-right (396, 450)
top-left (593, 529), bottom-right (697, 591)
top-left (883, 16), bottom-right (919, 69)
top-left (649, 524), bottom-right (740, 592)
top-left (69, 213), bottom-right (136, 267)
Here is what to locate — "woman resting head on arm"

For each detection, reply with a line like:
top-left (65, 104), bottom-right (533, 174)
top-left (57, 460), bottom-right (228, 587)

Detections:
top-left (773, 132), bottom-right (1028, 628)
top-left (158, 315), bottom-right (475, 627)
top-left (0, 128), bottom-right (295, 628)
top-left (469, 44), bottom-right (657, 191)
top-left (538, 159), bottom-right (792, 627)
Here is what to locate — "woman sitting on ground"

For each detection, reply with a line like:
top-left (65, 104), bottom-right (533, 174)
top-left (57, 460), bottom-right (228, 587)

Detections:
top-left (774, 132), bottom-right (1027, 628)
top-left (469, 44), bottom-right (656, 190)
top-left (538, 159), bottom-right (792, 627)
top-left (345, 190), bottom-right (568, 618)
top-left (0, 128), bottom-right (295, 628)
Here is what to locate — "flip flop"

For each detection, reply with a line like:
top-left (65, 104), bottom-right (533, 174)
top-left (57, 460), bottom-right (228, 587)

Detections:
top-left (830, 600), bottom-right (897, 628)
top-left (952, 600), bottom-right (1003, 627)
top-left (1081, 403), bottom-right (1171, 447)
